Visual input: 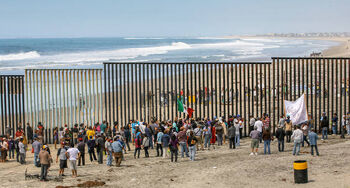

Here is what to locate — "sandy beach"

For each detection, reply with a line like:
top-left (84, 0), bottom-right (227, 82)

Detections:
top-left (0, 135), bottom-right (349, 188)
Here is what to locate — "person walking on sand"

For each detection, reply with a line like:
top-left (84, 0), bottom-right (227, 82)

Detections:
top-left (302, 123), bottom-right (310, 147)
top-left (285, 115), bottom-right (293, 143)
top-left (228, 124), bottom-right (236, 149)
top-left (254, 117), bottom-right (263, 143)
top-left (105, 137), bottom-right (113, 166)
top-left (169, 134), bottom-right (179, 162)
top-left (250, 126), bottom-right (259, 156)
top-left (112, 136), bottom-right (123, 167)
top-left (39, 145), bottom-right (52, 181)
top-left (309, 129), bottom-right (319, 156)
top-left (32, 137), bottom-right (42, 167)
top-left (177, 127), bottom-right (189, 158)
top-left (56, 142), bottom-right (68, 176)
top-left (142, 135), bottom-right (150, 158)
top-left (262, 128), bottom-right (272, 155)
top-left (134, 129), bottom-right (142, 159)
top-left (275, 125), bottom-right (285, 152)
top-left (291, 125), bottom-right (303, 156)
top-left (194, 124), bottom-right (203, 151)
top-left (66, 144), bottom-right (81, 178)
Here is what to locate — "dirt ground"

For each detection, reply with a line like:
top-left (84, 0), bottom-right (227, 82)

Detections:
top-left (1, 134), bottom-right (350, 188)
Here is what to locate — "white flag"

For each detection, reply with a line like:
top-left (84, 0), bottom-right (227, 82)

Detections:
top-left (284, 94), bottom-right (308, 125)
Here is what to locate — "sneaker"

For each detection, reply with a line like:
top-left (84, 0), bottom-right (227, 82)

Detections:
top-left (250, 153), bottom-right (254, 156)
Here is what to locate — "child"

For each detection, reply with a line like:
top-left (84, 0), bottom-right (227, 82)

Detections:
top-left (56, 142), bottom-right (68, 176)
top-left (309, 129), bottom-right (319, 156)
top-left (134, 129), bottom-right (142, 159)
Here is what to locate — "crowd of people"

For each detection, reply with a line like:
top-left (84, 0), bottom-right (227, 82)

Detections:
top-left (0, 111), bottom-right (350, 181)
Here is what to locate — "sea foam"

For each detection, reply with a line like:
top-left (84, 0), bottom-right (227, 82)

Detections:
top-left (0, 51), bottom-right (40, 61)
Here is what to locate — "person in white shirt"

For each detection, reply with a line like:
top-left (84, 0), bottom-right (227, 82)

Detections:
top-left (254, 118), bottom-right (263, 143)
top-left (234, 117), bottom-right (240, 146)
top-left (66, 144), bottom-right (81, 178)
top-left (291, 125), bottom-right (303, 156)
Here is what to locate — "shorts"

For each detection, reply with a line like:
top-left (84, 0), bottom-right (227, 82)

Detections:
top-left (69, 160), bottom-right (77, 170)
top-left (60, 160), bottom-right (67, 169)
top-left (251, 139), bottom-right (259, 149)
top-left (195, 136), bottom-right (203, 144)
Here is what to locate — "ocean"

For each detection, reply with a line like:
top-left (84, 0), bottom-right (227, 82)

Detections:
top-left (0, 37), bottom-right (338, 74)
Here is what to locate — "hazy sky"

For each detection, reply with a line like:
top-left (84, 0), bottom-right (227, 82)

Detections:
top-left (0, 0), bottom-right (349, 38)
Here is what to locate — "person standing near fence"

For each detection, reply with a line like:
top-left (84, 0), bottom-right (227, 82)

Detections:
top-left (262, 128), bottom-right (272, 155)
top-left (39, 145), bottom-right (52, 181)
top-left (332, 113), bottom-right (338, 135)
top-left (187, 131), bottom-right (198, 161)
top-left (254, 117), bottom-right (263, 143)
top-left (112, 136), bottom-right (123, 167)
top-left (65, 144), bottom-right (81, 178)
top-left (77, 138), bottom-right (85, 166)
top-left (227, 124), bottom-right (236, 149)
top-left (87, 136), bottom-right (97, 163)
top-left (321, 113), bottom-right (329, 140)
top-left (18, 137), bottom-right (26, 164)
top-left (249, 126), bottom-right (259, 156)
top-left (309, 129), bottom-right (319, 156)
top-left (95, 134), bottom-right (104, 164)
top-left (32, 137), bottom-right (42, 167)
top-left (156, 128), bottom-right (163, 157)
top-left (284, 115), bottom-right (293, 143)
top-left (169, 134), bottom-right (179, 162)
top-left (275, 125), bottom-right (285, 152)
top-left (234, 117), bottom-right (240, 147)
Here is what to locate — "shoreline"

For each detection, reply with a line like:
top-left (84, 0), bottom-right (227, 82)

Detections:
top-left (223, 35), bottom-right (350, 57)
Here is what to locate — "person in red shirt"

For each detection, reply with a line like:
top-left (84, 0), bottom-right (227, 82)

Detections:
top-left (15, 127), bottom-right (24, 138)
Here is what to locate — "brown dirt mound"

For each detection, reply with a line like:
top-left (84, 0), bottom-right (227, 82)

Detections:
top-left (77, 180), bottom-right (106, 187)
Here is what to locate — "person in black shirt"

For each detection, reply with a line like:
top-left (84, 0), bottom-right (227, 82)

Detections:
top-left (77, 138), bottom-right (85, 166)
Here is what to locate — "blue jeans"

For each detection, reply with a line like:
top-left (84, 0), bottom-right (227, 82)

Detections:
top-left (179, 142), bottom-right (189, 157)
top-left (204, 134), bottom-right (211, 148)
top-left (188, 145), bottom-right (196, 161)
top-left (106, 152), bottom-right (113, 166)
top-left (322, 127), bottom-right (328, 139)
top-left (34, 153), bottom-right (39, 167)
top-left (293, 141), bottom-right (301, 155)
top-left (278, 139), bottom-right (284, 152)
top-left (332, 126), bottom-right (337, 134)
top-left (8, 149), bottom-right (15, 159)
top-left (264, 140), bottom-right (271, 154)
top-left (235, 134), bottom-right (240, 146)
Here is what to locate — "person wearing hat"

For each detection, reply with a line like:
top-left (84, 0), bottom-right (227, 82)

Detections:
top-left (39, 145), bottom-right (52, 181)
top-left (112, 136), bottom-right (123, 167)
top-left (77, 138), bottom-right (86, 166)
top-left (284, 115), bottom-right (293, 143)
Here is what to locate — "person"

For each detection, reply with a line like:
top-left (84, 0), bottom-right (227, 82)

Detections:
top-left (187, 131), bottom-right (198, 161)
top-left (254, 117), bottom-right (263, 143)
top-left (216, 122), bottom-right (224, 146)
top-left (77, 138), bottom-right (85, 166)
top-left (87, 136), bottom-right (97, 163)
top-left (26, 123), bottom-right (33, 144)
top-left (18, 138), bottom-right (26, 164)
top-left (169, 134), bottom-right (179, 162)
top-left (227, 124), bottom-right (236, 149)
top-left (39, 145), bottom-right (52, 181)
top-left (249, 126), bottom-right (259, 155)
top-left (53, 127), bottom-right (59, 149)
top-left (309, 129), bottom-right (319, 156)
top-left (66, 144), bottom-right (81, 178)
top-left (249, 116), bottom-right (255, 134)
top-left (321, 115), bottom-right (329, 140)
top-left (278, 115), bottom-right (285, 129)
top-left (111, 136), bottom-right (123, 167)
top-left (347, 113), bottom-right (350, 136)
top-left (161, 129), bottom-right (170, 158)
top-left (341, 115), bottom-right (347, 139)
top-left (177, 127), bottom-right (189, 158)
top-left (275, 125), bottom-right (285, 152)
top-left (193, 124), bottom-right (203, 151)
top-left (142, 135), bottom-right (150, 158)
top-left (302, 123), bottom-right (310, 147)
top-left (72, 124), bottom-right (79, 144)
top-left (332, 113), bottom-right (338, 135)
top-left (8, 136), bottom-right (15, 160)
top-left (285, 115), bottom-right (293, 143)
top-left (156, 129), bottom-right (163, 157)
top-left (32, 137), bottom-right (42, 167)
top-left (210, 122), bottom-right (216, 148)
top-left (86, 127), bottom-right (95, 140)
top-left (234, 118), bottom-right (240, 146)
top-left (123, 125), bottom-right (131, 151)
top-left (203, 124), bottom-right (211, 149)
top-left (134, 129), bottom-right (142, 159)
top-left (291, 125), bottom-right (303, 156)
top-left (14, 137), bottom-right (20, 162)
top-left (95, 134), bottom-right (104, 164)
top-left (105, 137), bottom-right (113, 166)
top-left (100, 121), bottom-right (107, 134)
top-left (56, 142), bottom-right (68, 176)
top-left (262, 128), bottom-right (272, 155)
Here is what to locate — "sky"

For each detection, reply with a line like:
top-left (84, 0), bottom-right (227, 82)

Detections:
top-left (0, 0), bottom-right (349, 38)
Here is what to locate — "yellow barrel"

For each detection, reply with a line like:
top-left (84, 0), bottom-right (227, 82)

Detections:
top-left (294, 160), bottom-right (308, 183)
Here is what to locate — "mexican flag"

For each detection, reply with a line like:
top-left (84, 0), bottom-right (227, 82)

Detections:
top-left (177, 97), bottom-right (194, 118)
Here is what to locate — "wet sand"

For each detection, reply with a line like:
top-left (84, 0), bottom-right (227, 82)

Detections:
top-left (1, 135), bottom-right (350, 188)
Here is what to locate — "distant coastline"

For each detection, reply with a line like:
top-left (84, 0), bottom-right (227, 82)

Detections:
top-left (222, 35), bottom-right (350, 57)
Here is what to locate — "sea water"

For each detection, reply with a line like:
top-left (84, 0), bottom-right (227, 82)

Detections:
top-left (0, 37), bottom-right (338, 74)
